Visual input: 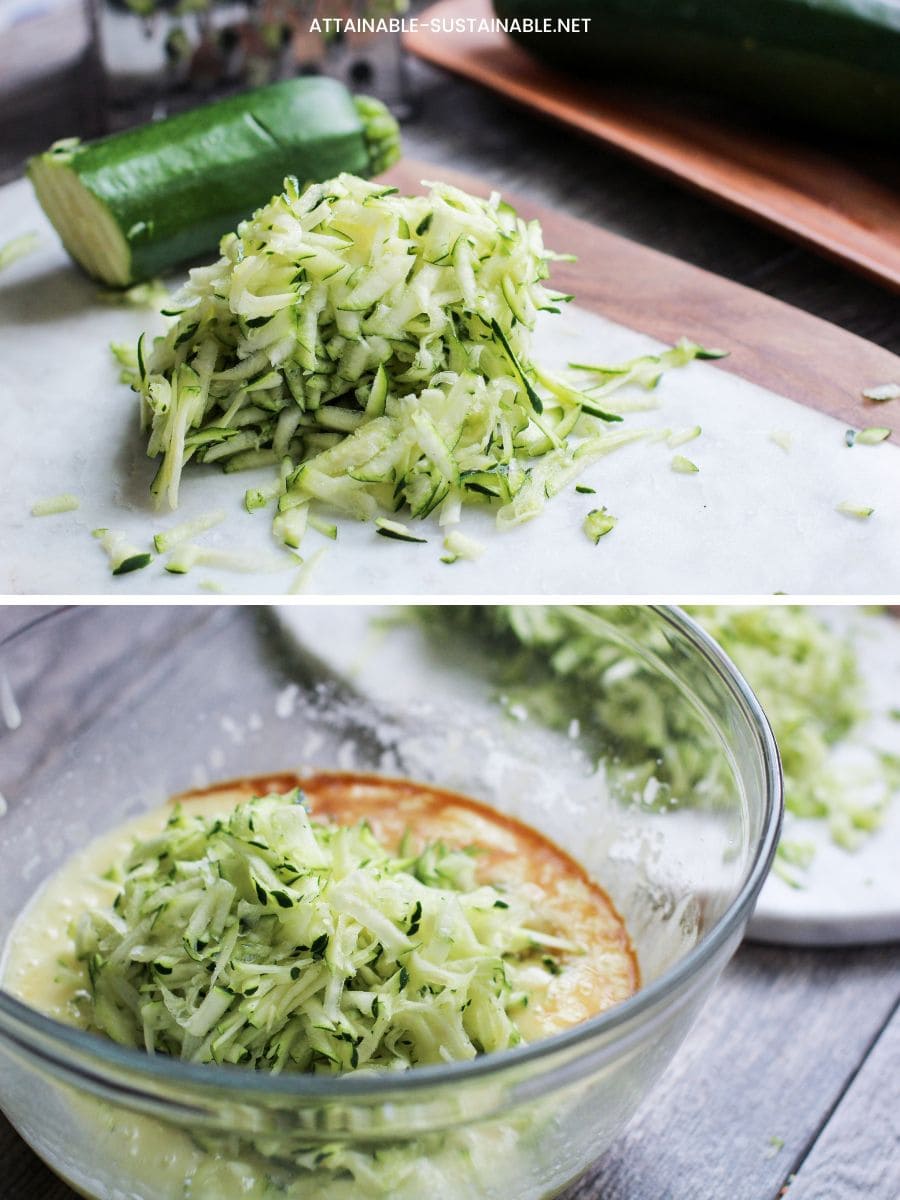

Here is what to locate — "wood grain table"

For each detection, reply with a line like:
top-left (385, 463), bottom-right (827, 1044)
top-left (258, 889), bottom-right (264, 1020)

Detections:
top-left (1, 606), bottom-right (898, 1200)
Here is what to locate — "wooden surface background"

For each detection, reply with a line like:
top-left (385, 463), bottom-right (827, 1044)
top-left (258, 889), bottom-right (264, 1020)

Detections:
top-left (398, 52), bottom-right (900, 363)
top-left (406, 0), bottom-right (900, 293)
top-left (1, 606), bottom-right (898, 1200)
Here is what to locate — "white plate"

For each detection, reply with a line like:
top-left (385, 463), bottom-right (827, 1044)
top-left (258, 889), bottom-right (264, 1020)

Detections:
top-left (749, 608), bottom-right (900, 946)
top-left (2, 175), bottom-right (900, 595)
top-left (275, 606), bottom-right (900, 947)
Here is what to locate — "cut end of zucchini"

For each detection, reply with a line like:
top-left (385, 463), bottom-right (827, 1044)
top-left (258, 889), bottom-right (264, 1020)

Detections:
top-left (353, 94), bottom-right (402, 176)
top-left (27, 154), bottom-right (131, 286)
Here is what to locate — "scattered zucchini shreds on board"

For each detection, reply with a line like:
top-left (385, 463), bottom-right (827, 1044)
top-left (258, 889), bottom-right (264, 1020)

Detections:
top-left (671, 455), bottom-right (699, 473)
top-left (31, 494), bottom-right (79, 516)
top-left (575, 484), bottom-right (596, 494)
top-left (168, 546), bottom-right (300, 574)
top-left (0, 231), bottom-right (40, 272)
top-left (862, 383), bottom-right (900, 402)
top-left (375, 517), bottom-right (427, 543)
top-left (308, 513), bottom-right (338, 540)
top-left (272, 504), bottom-right (309, 550)
top-left (441, 529), bottom-right (486, 563)
top-left (288, 545), bottom-right (327, 592)
top-left (245, 485), bottom-right (277, 513)
top-left (201, 547), bottom-right (301, 573)
top-left (70, 790), bottom-right (545, 1071)
top-left (854, 427), bottom-right (891, 445)
top-left (692, 344), bottom-right (729, 360)
top-left (667, 426), bottom-right (701, 448)
top-left (569, 339), bottom-right (724, 377)
top-left (837, 502), bottom-right (874, 518)
top-left (583, 507), bottom-right (616, 543)
top-left (164, 543), bottom-right (201, 574)
top-left (92, 528), bottom-right (153, 575)
top-left (770, 430), bottom-right (793, 452)
top-left (153, 509), bottom-right (225, 553)
top-left (131, 172), bottom-right (712, 547)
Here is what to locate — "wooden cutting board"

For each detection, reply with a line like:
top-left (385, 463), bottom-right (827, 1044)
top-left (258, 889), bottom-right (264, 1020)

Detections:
top-left (404, 0), bottom-right (900, 293)
top-left (384, 160), bottom-right (900, 435)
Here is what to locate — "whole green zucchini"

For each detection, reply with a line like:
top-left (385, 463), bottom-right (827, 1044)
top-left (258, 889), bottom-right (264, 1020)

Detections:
top-left (493, 0), bottom-right (900, 140)
top-left (28, 77), bottom-right (402, 286)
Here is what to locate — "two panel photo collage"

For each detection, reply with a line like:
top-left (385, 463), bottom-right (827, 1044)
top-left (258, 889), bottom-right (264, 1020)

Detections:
top-left (1, 3), bottom-right (898, 1198)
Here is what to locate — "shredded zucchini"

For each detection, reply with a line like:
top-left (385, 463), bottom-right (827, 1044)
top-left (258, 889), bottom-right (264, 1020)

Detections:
top-left (440, 529), bottom-right (485, 563)
top-left (837, 502), bottom-right (874, 519)
top-left (31, 494), bottom-right (80, 516)
top-left (71, 790), bottom-right (555, 1071)
top-left (92, 527), bottom-right (153, 575)
top-left (129, 174), bottom-right (714, 551)
top-left (289, 546), bottom-right (328, 592)
top-left (861, 383), bottom-right (900, 402)
top-left (667, 426), bottom-right (701, 448)
top-left (583, 507), bottom-right (616, 543)
top-left (375, 517), bottom-right (427, 544)
top-left (154, 509), bottom-right (225, 552)
top-left (0, 231), bottom-right (39, 272)
top-left (853, 427), bottom-right (891, 445)
top-left (685, 607), bottom-right (889, 846)
top-left (421, 606), bottom-right (898, 868)
top-left (671, 455), bottom-right (699, 474)
top-left (98, 279), bottom-right (170, 310)
top-left (165, 545), bottom-right (299, 574)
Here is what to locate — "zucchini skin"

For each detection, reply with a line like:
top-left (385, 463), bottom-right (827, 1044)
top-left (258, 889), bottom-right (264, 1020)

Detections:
top-left (492, 0), bottom-right (900, 140)
top-left (29, 77), bottom-right (401, 284)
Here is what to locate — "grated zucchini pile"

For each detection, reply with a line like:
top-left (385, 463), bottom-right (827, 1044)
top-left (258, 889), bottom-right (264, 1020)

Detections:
top-left (72, 790), bottom-right (565, 1071)
top-left (420, 606), bottom-right (899, 875)
top-left (687, 606), bottom-right (898, 861)
top-left (128, 173), bottom-right (714, 552)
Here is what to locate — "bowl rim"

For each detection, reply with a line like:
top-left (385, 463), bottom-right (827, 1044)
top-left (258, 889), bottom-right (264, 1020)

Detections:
top-left (0, 604), bottom-right (782, 1100)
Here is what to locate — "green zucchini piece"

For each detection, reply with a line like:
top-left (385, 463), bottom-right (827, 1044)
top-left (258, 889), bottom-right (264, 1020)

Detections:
top-left (0, 231), bottom-right (40, 272)
top-left (375, 517), bottom-right (428, 543)
top-left (493, 0), bottom-right (900, 141)
top-left (27, 78), bottom-right (402, 286)
top-left (583, 507), bottom-right (616, 543)
top-left (92, 527), bottom-right (153, 575)
top-left (31, 493), bottom-right (79, 516)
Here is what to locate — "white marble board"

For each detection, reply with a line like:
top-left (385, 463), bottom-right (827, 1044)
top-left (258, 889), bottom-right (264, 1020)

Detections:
top-left (1, 176), bottom-right (899, 595)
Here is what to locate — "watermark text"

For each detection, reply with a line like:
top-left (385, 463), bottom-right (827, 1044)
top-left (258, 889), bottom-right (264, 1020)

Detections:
top-left (309, 16), bottom-right (592, 35)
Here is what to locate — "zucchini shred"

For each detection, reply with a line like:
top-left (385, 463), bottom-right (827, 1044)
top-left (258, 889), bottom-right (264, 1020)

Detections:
top-left (70, 789), bottom-right (583, 1072)
top-left (129, 173), bottom-right (714, 557)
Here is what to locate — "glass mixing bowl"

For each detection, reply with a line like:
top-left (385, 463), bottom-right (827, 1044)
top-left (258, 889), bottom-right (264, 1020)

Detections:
top-left (0, 605), bottom-right (781, 1200)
